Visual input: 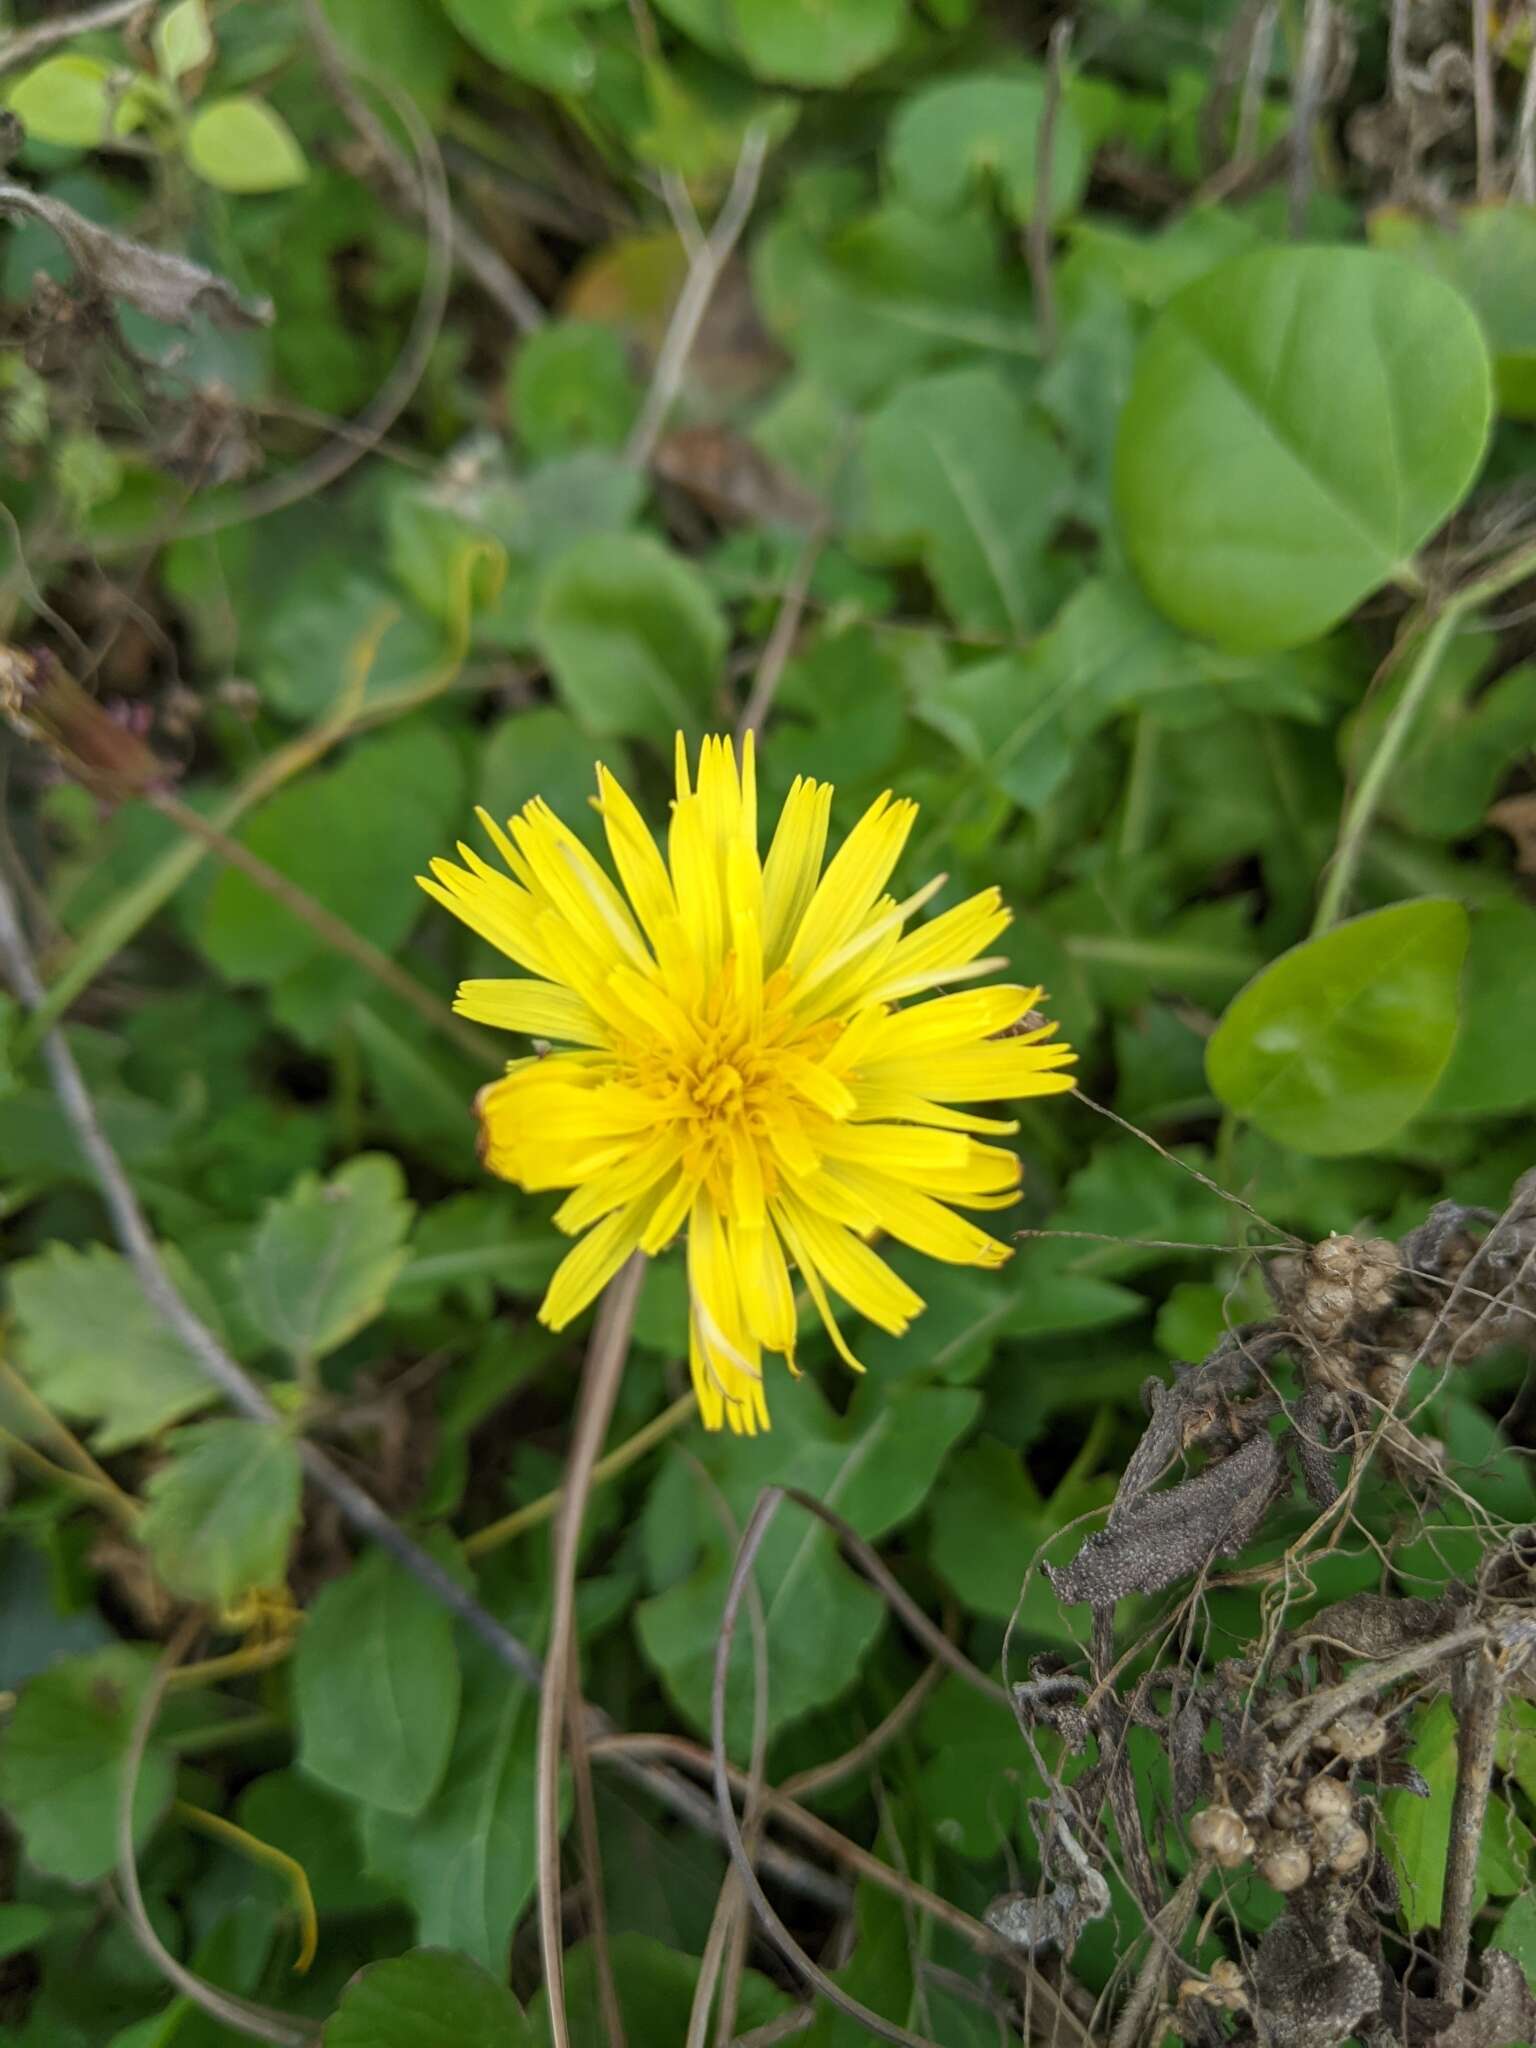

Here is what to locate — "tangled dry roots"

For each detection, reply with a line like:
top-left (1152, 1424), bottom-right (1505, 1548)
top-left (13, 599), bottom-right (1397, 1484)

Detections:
top-left (995, 1173), bottom-right (1536, 2048)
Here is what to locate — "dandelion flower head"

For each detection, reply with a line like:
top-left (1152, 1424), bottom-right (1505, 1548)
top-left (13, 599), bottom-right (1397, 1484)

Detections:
top-left (418, 734), bottom-right (1076, 1434)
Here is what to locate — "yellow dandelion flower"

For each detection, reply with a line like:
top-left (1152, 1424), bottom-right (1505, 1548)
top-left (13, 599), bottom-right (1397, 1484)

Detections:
top-left (418, 734), bottom-right (1076, 1435)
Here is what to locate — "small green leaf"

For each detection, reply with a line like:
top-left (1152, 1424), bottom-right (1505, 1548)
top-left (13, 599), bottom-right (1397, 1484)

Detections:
top-left (9, 1242), bottom-right (220, 1451)
top-left (239, 1155), bottom-right (414, 1372)
top-left (141, 1421), bottom-right (303, 1607)
top-left (294, 1545), bottom-right (461, 1817)
top-left (860, 367), bottom-right (1068, 637)
top-left (510, 321), bottom-right (639, 459)
top-left (185, 96), bottom-right (308, 193)
top-left (0, 1648), bottom-right (175, 1883)
top-left (889, 72), bottom-right (1089, 226)
top-left (1115, 247), bottom-right (1492, 651)
top-left (535, 533), bottom-right (725, 744)
top-left (7, 55), bottom-right (112, 148)
top-left (154, 0), bottom-right (212, 81)
top-left (323, 1948), bottom-right (532, 2046)
top-left (728, 0), bottom-right (906, 87)
top-left (1207, 899), bottom-right (1469, 1156)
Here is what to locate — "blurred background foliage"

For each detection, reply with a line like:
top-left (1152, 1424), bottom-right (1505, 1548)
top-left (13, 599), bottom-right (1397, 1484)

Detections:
top-left (1, 0), bottom-right (1535, 2040)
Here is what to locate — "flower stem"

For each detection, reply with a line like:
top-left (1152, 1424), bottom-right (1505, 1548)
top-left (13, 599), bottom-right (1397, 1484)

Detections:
top-left (535, 1255), bottom-right (648, 2048)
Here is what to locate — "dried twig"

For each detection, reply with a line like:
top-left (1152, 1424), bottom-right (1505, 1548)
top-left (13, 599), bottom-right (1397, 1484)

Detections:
top-left (626, 124), bottom-right (771, 470)
top-left (1025, 20), bottom-right (1073, 361)
top-left (1288, 0), bottom-right (1334, 236)
top-left (1471, 0), bottom-right (1496, 198)
top-left (302, 0), bottom-right (545, 335)
top-left (536, 1255), bottom-right (647, 2048)
top-left (0, 0), bottom-right (152, 72)
top-left (1438, 1645), bottom-right (1503, 2006)
top-left (735, 511), bottom-right (831, 744)
top-left (712, 1490), bottom-right (946, 2048)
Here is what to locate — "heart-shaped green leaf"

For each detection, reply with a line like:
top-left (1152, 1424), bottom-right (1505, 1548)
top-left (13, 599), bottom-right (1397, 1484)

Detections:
top-left (1115, 248), bottom-right (1492, 651)
top-left (1206, 898), bottom-right (1469, 1155)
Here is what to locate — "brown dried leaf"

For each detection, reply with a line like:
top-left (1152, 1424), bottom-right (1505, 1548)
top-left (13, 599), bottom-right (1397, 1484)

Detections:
top-left (1045, 1431), bottom-right (1282, 1607)
top-left (1426, 1952), bottom-right (1536, 2048)
top-left (0, 180), bottom-right (271, 330)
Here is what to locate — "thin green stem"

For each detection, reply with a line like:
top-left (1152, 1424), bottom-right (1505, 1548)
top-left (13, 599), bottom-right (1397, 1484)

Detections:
top-left (1311, 535), bottom-right (1536, 933)
top-left (463, 1389), bottom-right (695, 1559)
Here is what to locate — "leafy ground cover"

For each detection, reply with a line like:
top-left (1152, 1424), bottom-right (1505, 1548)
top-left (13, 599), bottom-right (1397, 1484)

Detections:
top-left (1, 1), bottom-right (1535, 2043)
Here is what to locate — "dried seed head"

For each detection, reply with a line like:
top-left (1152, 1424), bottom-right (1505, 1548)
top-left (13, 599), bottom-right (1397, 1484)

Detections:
top-left (1258, 1842), bottom-right (1313, 1892)
top-left (1295, 1235), bottom-right (1402, 1341)
top-left (1365, 1359), bottom-right (1411, 1405)
top-left (1270, 1792), bottom-right (1306, 1830)
top-left (1207, 1959), bottom-right (1249, 2011)
top-left (1189, 1804), bottom-right (1254, 1869)
top-left (1314, 1814), bottom-right (1371, 1875)
top-left (1302, 1776), bottom-right (1354, 1821)
top-left (1319, 1708), bottom-right (1387, 1761)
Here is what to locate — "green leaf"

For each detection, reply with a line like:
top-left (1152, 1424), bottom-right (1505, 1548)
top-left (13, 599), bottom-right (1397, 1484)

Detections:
top-left (1350, 642), bottom-right (1536, 843)
top-left (154, 0), bottom-right (212, 81)
top-left (1373, 203), bottom-right (1536, 421)
top-left (914, 1676), bottom-right (1047, 1861)
top-left (0, 1647), bottom-right (174, 1883)
top-left (197, 724), bottom-right (463, 995)
top-left (323, 1948), bottom-right (531, 2046)
top-left (478, 706), bottom-right (626, 855)
top-left (636, 1381), bottom-right (978, 1747)
top-left (927, 1434), bottom-right (1115, 1627)
top-left (860, 367), bottom-right (1068, 637)
top-left (8, 1242), bottom-right (221, 1451)
top-left (358, 1637), bottom-right (543, 1968)
top-left (535, 533), bottom-right (725, 743)
top-left (753, 199), bottom-right (1034, 406)
top-left (510, 321), bottom-right (639, 459)
top-left (527, 1933), bottom-right (791, 2041)
top-left (801, 1882), bottom-right (915, 2045)
top-left (0, 1904), bottom-right (54, 1964)
top-left (1491, 1890), bottom-right (1536, 1993)
top-left (1432, 898), bottom-right (1536, 1117)
top-left (318, 0), bottom-right (460, 114)
top-left (140, 1421), bottom-right (303, 1607)
top-left (6, 56), bottom-right (111, 147)
top-left (1207, 899), bottom-right (1469, 1156)
top-left (1384, 1695), bottom-right (1531, 1928)
top-left (185, 97), bottom-right (309, 193)
top-left (1115, 248), bottom-right (1492, 651)
top-left (729, 0), bottom-right (905, 86)
top-left (441, 0), bottom-right (600, 94)
top-left (238, 1154), bottom-right (414, 1373)
top-left (294, 1546), bottom-right (461, 1817)
top-left (889, 72), bottom-right (1089, 226)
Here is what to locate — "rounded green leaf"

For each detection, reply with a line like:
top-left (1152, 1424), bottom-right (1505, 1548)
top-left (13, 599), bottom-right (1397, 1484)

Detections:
top-left (731, 0), bottom-right (906, 87)
top-left (1115, 248), bottom-right (1492, 651)
top-left (534, 532), bottom-right (725, 744)
top-left (1206, 898), bottom-right (1469, 1156)
top-left (185, 95), bottom-right (309, 193)
top-left (888, 73), bottom-right (1089, 226)
top-left (323, 1948), bottom-right (531, 2047)
top-left (7, 55), bottom-right (111, 147)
